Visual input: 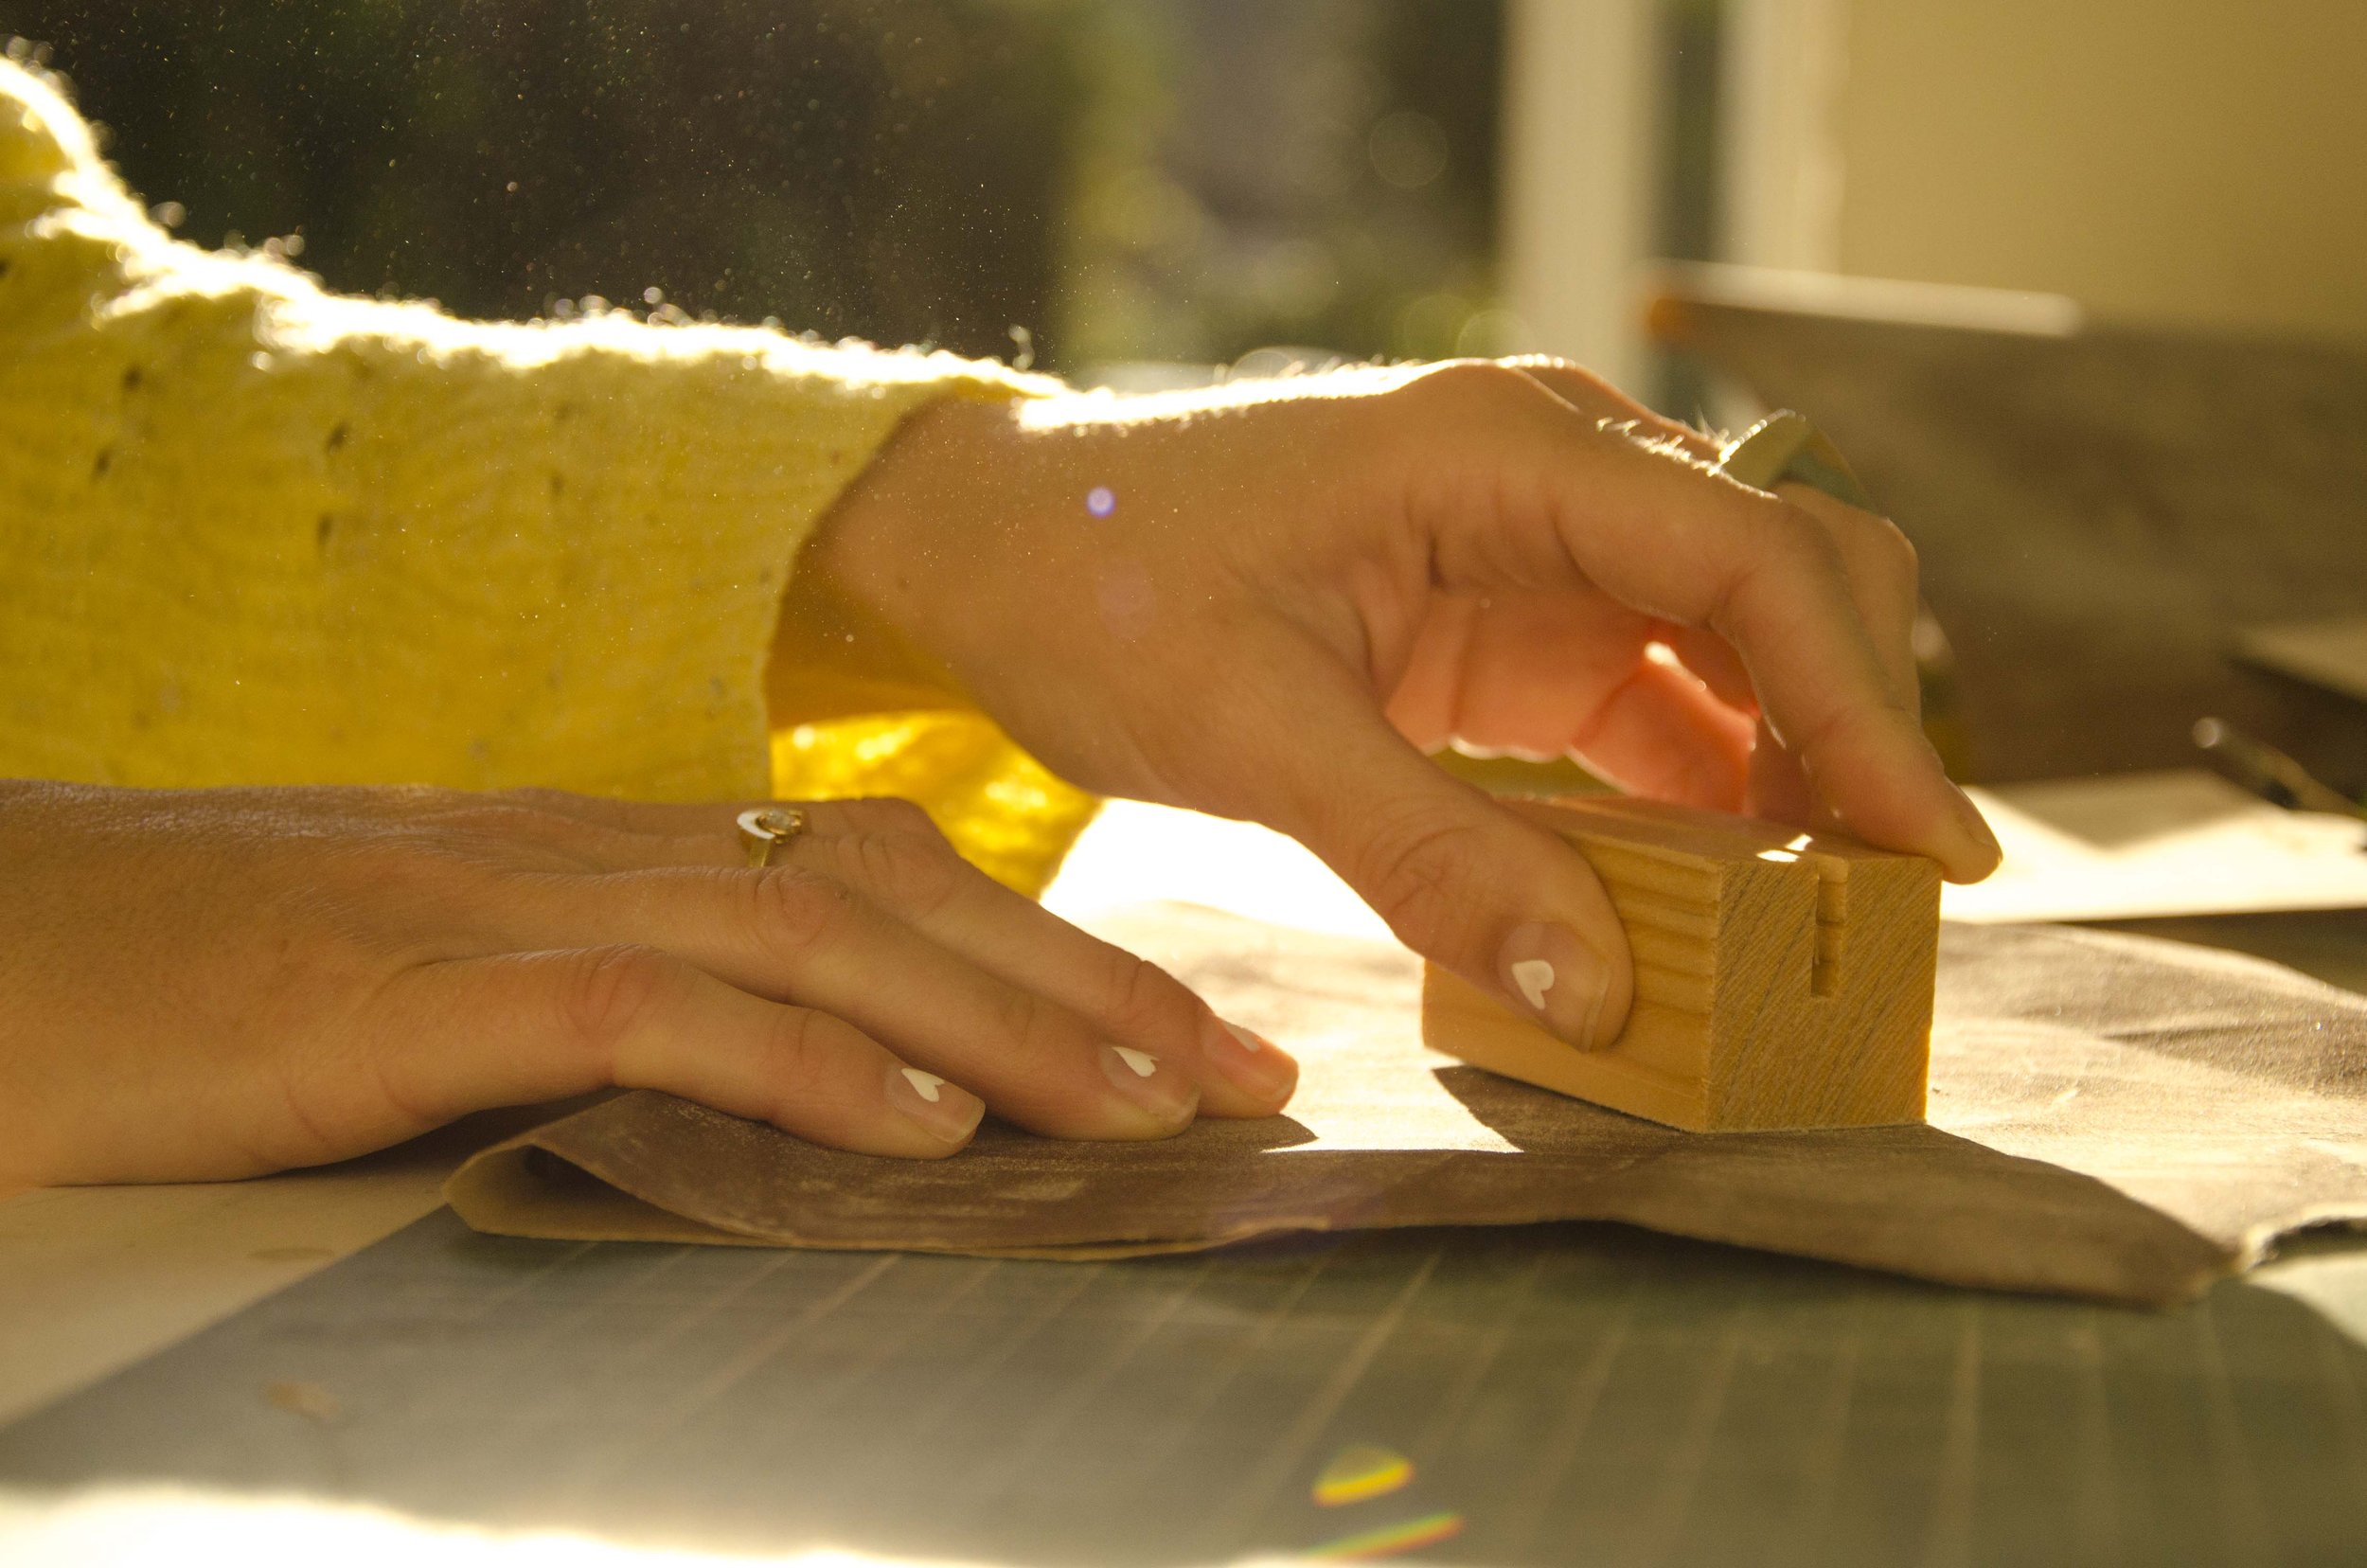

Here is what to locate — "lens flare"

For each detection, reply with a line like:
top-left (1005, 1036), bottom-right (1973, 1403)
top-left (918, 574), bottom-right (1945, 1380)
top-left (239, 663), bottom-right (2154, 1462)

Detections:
top-left (1312, 1443), bottom-right (1414, 1506)
top-left (1307, 1510), bottom-right (1466, 1560)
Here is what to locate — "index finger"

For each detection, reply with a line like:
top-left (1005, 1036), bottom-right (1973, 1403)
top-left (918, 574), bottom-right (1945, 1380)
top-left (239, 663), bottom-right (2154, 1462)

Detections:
top-left (1514, 412), bottom-right (1997, 880)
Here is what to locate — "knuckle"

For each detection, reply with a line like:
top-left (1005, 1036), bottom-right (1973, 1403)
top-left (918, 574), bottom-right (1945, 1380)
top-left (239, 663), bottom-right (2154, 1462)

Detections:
top-left (1413, 357), bottom-right (1528, 406)
top-left (1504, 352), bottom-right (1600, 386)
top-left (1703, 504), bottom-right (1855, 646)
top-left (1789, 698), bottom-right (1890, 762)
top-left (759, 1007), bottom-right (845, 1114)
top-left (321, 837), bottom-right (475, 910)
top-left (1095, 945), bottom-right (1197, 1040)
top-left (558, 945), bottom-right (677, 1063)
top-left (1789, 495), bottom-right (1919, 581)
top-left (1756, 500), bottom-right (1853, 579)
top-left (837, 795), bottom-right (941, 840)
top-left (1355, 809), bottom-right (1491, 951)
top-left (748, 866), bottom-right (858, 958)
top-left (988, 985), bottom-right (1069, 1064)
top-left (878, 797), bottom-right (941, 837)
top-left (1765, 496), bottom-right (1833, 551)
top-left (840, 828), bottom-right (963, 918)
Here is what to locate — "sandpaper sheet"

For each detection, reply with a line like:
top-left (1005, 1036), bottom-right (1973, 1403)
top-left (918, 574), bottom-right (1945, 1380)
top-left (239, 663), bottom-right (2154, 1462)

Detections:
top-left (446, 906), bottom-right (2367, 1307)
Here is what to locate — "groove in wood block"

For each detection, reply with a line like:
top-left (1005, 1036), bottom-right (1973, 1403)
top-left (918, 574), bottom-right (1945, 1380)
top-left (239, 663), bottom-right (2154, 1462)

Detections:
top-left (1420, 795), bottom-right (1940, 1132)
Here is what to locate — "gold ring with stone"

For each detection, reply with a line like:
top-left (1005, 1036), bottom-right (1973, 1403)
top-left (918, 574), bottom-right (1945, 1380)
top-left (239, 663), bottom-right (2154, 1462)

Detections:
top-left (736, 806), bottom-right (810, 869)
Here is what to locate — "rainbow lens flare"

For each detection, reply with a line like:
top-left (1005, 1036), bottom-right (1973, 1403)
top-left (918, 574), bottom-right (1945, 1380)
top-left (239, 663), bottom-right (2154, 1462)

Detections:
top-left (1307, 1509), bottom-right (1467, 1560)
top-left (1312, 1444), bottom-right (1415, 1506)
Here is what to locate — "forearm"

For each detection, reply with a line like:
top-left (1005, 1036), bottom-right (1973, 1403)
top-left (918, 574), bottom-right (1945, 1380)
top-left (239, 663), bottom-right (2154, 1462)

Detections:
top-left (1, 60), bottom-right (1048, 801)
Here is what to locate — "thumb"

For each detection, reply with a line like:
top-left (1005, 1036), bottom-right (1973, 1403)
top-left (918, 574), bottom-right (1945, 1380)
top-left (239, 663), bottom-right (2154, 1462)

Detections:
top-left (1226, 648), bottom-right (1634, 1049)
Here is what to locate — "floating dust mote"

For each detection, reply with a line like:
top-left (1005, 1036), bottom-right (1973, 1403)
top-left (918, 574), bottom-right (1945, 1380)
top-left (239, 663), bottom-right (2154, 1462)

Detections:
top-left (1307, 1511), bottom-right (1467, 1560)
top-left (1312, 1443), bottom-right (1415, 1506)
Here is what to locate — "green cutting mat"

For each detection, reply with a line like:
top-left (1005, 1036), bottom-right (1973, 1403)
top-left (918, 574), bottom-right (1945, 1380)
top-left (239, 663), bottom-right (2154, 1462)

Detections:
top-left (4, 1205), bottom-right (2365, 1565)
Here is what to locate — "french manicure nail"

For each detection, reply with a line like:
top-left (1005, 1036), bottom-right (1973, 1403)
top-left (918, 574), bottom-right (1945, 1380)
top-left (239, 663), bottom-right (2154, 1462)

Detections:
top-left (1100, 1043), bottom-right (1198, 1125)
top-left (1499, 922), bottom-right (1614, 1049)
top-left (1207, 1019), bottom-right (1295, 1103)
top-left (887, 1063), bottom-right (984, 1144)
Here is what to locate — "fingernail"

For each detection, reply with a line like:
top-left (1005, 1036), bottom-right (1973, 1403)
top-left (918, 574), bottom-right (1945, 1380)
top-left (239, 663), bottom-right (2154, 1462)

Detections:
top-left (887, 1064), bottom-right (984, 1144)
top-left (1499, 922), bottom-right (1614, 1049)
top-left (1206, 1019), bottom-right (1296, 1104)
top-left (1099, 1043), bottom-right (1199, 1126)
top-left (1953, 788), bottom-right (2002, 867)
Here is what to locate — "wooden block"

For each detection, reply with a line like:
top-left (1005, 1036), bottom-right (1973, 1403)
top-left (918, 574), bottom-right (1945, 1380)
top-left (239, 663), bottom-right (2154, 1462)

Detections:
top-left (1421, 796), bottom-right (1940, 1131)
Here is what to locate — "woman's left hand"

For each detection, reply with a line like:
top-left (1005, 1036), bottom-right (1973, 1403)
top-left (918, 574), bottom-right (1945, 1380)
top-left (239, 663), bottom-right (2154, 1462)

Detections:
top-left (0, 781), bottom-right (1300, 1187)
top-left (813, 359), bottom-right (2001, 1052)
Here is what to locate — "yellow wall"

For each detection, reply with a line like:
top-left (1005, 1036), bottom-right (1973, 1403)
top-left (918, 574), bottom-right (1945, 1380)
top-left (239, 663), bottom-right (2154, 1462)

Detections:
top-left (1831, 0), bottom-right (2367, 340)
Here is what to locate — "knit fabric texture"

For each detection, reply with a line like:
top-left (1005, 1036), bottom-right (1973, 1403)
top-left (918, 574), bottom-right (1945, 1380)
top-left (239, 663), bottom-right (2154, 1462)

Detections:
top-left (0, 60), bottom-right (1095, 895)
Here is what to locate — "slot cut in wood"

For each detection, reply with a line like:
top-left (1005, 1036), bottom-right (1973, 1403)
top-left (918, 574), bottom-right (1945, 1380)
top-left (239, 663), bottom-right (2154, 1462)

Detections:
top-left (1421, 796), bottom-right (1941, 1132)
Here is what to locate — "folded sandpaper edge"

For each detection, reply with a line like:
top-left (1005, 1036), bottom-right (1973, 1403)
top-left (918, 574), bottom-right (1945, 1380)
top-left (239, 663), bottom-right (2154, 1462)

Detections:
top-left (443, 1106), bottom-right (1238, 1262)
top-left (445, 1126), bottom-right (774, 1248)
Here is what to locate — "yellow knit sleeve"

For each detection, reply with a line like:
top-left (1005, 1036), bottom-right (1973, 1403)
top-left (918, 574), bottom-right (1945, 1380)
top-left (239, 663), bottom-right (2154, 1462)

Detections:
top-left (0, 61), bottom-right (1095, 896)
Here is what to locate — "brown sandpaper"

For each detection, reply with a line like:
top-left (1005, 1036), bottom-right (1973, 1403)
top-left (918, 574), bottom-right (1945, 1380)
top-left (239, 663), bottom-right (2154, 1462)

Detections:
top-left (445, 905), bottom-right (2367, 1306)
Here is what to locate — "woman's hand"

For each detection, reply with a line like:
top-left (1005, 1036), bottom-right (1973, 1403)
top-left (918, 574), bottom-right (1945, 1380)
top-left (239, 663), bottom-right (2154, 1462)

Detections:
top-left (814, 358), bottom-right (2002, 1051)
top-left (0, 780), bottom-right (1294, 1186)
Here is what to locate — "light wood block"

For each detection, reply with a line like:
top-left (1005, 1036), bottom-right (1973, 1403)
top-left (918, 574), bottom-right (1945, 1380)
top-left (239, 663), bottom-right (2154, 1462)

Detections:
top-left (1421, 796), bottom-right (1940, 1131)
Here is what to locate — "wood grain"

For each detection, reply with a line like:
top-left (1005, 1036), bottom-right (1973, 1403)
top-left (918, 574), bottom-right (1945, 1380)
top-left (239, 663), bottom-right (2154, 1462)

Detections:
top-left (1422, 796), bottom-right (1940, 1131)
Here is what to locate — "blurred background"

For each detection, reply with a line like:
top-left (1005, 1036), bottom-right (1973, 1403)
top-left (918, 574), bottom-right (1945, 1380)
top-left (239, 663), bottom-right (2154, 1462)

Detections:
top-left (0, 0), bottom-right (1511, 379)
top-left (8, 0), bottom-right (2365, 793)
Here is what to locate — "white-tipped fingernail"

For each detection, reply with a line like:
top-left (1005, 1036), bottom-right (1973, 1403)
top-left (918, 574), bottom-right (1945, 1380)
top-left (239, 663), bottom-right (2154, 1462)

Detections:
top-left (1099, 1043), bottom-right (1197, 1125)
top-left (1500, 922), bottom-right (1614, 1049)
top-left (887, 1063), bottom-right (983, 1144)
top-left (1211, 1019), bottom-right (1296, 1103)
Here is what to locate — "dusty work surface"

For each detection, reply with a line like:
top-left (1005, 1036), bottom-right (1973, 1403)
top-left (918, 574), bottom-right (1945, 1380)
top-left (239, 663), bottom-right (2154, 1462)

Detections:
top-left (450, 905), bottom-right (2367, 1308)
top-left (9, 1204), bottom-right (2367, 1566)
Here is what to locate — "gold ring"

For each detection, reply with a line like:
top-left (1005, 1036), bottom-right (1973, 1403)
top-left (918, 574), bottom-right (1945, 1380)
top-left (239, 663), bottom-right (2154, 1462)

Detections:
top-left (1714, 411), bottom-right (1876, 511)
top-left (736, 806), bottom-right (810, 868)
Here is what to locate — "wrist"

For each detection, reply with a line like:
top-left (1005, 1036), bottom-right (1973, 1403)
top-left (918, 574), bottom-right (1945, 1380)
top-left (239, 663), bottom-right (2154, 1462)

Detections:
top-left (770, 392), bottom-right (1023, 719)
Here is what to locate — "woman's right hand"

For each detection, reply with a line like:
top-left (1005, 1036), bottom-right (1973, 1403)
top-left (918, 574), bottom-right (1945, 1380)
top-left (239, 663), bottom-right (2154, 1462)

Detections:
top-left (0, 780), bottom-right (1295, 1186)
